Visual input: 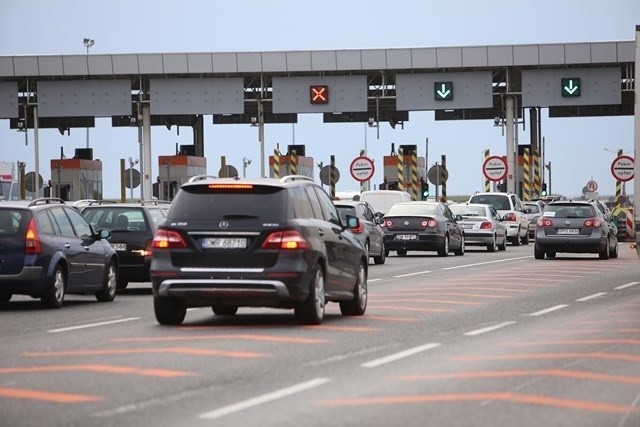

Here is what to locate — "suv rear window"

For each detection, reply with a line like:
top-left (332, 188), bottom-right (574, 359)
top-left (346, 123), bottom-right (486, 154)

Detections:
top-left (469, 194), bottom-right (511, 210)
top-left (0, 209), bottom-right (29, 235)
top-left (169, 185), bottom-right (287, 221)
top-left (545, 204), bottom-right (595, 218)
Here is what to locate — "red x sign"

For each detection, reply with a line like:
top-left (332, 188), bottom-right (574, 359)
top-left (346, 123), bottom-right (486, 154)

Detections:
top-left (310, 85), bottom-right (328, 104)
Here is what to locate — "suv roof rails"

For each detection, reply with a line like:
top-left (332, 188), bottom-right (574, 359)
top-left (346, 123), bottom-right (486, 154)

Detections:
top-left (280, 175), bottom-right (314, 183)
top-left (87, 200), bottom-right (117, 206)
top-left (187, 174), bottom-right (221, 183)
top-left (28, 197), bottom-right (66, 206)
top-left (141, 200), bottom-right (171, 205)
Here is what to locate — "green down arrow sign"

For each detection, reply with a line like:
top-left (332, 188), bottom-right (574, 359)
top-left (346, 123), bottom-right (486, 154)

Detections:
top-left (561, 78), bottom-right (581, 97)
top-left (434, 82), bottom-right (453, 101)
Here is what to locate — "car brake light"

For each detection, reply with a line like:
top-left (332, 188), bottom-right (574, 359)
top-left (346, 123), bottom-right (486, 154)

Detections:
top-left (152, 229), bottom-right (187, 249)
top-left (503, 213), bottom-right (517, 221)
top-left (422, 219), bottom-right (437, 228)
top-left (384, 220), bottom-right (393, 228)
top-left (262, 230), bottom-right (310, 250)
top-left (144, 239), bottom-right (153, 257)
top-left (537, 218), bottom-right (553, 227)
top-left (480, 221), bottom-right (492, 229)
top-left (350, 222), bottom-right (364, 234)
top-left (25, 218), bottom-right (41, 254)
top-left (583, 218), bottom-right (602, 228)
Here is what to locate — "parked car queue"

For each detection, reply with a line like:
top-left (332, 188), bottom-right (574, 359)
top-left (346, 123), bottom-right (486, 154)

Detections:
top-left (0, 186), bottom-right (619, 320)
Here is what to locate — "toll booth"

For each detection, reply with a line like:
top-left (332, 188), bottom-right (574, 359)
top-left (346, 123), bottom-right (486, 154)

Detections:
top-left (50, 158), bottom-right (103, 201)
top-left (268, 145), bottom-right (314, 179)
top-left (157, 155), bottom-right (207, 200)
top-left (381, 145), bottom-right (426, 200)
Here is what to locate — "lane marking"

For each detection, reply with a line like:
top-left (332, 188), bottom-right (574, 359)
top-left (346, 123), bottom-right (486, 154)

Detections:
top-left (198, 378), bottom-right (330, 419)
top-left (367, 305), bottom-right (450, 313)
top-left (48, 317), bottom-right (139, 333)
top-left (615, 282), bottom-right (640, 290)
top-left (393, 270), bottom-right (432, 278)
top-left (464, 321), bottom-right (516, 336)
top-left (0, 387), bottom-right (102, 403)
top-left (24, 347), bottom-right (266, 358)
top-left (528, 305), bottom-right (568, 317)
top-left (0, 364), bottom-right (193, 378)
top-left (361, 343), bottom-right (441, 368)
top-left (577, 292), bottom-right (607, 302)
top-left (443, 256), bottom-right (531, 270)
top-left (111, 334), bottom-right (327, 344)
top-left (501, 339), bottom-right (640, 347)
top-left (317, 392), bottom-right (639, 414)
top-left (368, 278), bottom-right (382, 283)
top-left (454, 352), bottom-right (640, 363)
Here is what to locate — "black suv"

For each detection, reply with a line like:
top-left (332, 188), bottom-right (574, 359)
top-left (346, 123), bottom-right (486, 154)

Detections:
top-left (81, 200), bottom-right (170, 289)
top-left (0, 198), bottom-right (118, 307)
top-left (150, 175), bottom-right (368, 325)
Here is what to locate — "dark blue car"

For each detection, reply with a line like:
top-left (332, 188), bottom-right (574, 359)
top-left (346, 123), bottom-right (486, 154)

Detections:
top-left (0, 198), bottom-right (118, 308)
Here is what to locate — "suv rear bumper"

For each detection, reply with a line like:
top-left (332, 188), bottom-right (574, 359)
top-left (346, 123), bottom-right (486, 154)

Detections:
top-left (156, 279), bottom-right (292, 298)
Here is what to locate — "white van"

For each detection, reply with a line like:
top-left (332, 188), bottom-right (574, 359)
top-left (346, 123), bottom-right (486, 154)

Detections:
top-left (360, 190), bottom-right (412, 216)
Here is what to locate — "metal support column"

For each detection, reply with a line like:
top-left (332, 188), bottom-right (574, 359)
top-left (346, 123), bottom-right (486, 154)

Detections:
top-left (634, 25), bottom-right (640, 238)
top-left (141, 104), bottom-right (152, 201)
top-left (505, 96), bottom-right (516, 194)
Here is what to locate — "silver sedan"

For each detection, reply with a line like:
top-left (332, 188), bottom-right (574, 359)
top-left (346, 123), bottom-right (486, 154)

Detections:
top-left (334, 200), bottom-right (386, 265)
top-left (450, 203), bottom-right (508, 252)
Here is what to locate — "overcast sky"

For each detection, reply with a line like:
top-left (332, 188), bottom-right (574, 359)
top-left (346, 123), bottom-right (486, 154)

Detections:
top-left (0, 0), bottom-right (638, 198)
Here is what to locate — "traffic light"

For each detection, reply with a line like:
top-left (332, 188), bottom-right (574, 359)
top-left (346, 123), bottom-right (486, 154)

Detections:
top-left (541, 183), bottom-right (548, 196)
top-left (421, 181), bottom-right (429, 200)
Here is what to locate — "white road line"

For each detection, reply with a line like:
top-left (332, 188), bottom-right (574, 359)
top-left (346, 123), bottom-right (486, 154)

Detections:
top-left (361, 343), bottom-right (441, 368)
top-left (464, 321), bottom-right (516, 336)
top-left (443, 256), bottom-right (531, 270)
top-left (186, 308), bottom-right (201, 312)
top-left (615, 281), bottom-right (640, 290)
top-left (576, 292), bottom-right (607, 302)
top-left (48, 317), bottom-right (140, 333)
top-left (393, 270), bottom-right (432, 278)
top-left (368, 278), bottom-right (382, 283)
top-left (198, 378), bottom-right (330, 419)
top-left (527, 305), bottom-right (568, 317)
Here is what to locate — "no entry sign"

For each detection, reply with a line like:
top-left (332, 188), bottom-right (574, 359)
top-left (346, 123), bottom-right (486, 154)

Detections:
top-left (482, 156), bottom-right (508, 182)
top-left (349, 156), bottom-right (375, 182)
top-left (611, 155), bottom-right (634, 182)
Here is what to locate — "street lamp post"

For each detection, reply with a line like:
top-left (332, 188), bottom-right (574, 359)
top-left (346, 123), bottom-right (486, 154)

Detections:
top-left (242, 157), bottom-right (252, 178)
top-left (83, 38), bottom-right (94, 150)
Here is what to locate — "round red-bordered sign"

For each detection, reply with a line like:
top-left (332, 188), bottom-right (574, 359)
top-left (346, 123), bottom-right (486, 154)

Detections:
top-left (349, 156), bottom-right (375, 182)
top-left (482, 156), bottom-right (508, 182)
top-left (610, 155), bottom-right (634, 182)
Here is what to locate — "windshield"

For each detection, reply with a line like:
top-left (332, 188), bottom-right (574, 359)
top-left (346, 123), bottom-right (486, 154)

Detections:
top-left (450, 205), bottom-right (486, 217)
top-left (469, 194), bottom-right (511, 210)
top-left (544, 204), bottom-right (595, 218)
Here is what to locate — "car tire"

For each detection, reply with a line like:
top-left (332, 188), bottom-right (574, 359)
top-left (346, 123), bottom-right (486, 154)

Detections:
top-left (437, 235), bottom-right (449, 257)
top-left (295, 266), bottom-right (325, 325)
top-left (154, 297), bottom-right (187, 325)
top-left (42, 264), bottom-right (66, 309)
top-left (546, 252), bottom-right (556, 259)
top-left (397, 249), bottom-right (407, 256)
top-left (364, 241), bottom-right (370, 257)
top-left (0, 291), bottom-right (12, 303)
top-left (534, 246), bottom-right (545, 259)
top-left (610, 240), bottom-right (619, 258)
top-left (373, 242), bottom-right (386, 265)
top-left (521, 228), bottom-right (530, 245)
top-left (454, 234), bottom-right (465, 256)
top-left (95, 260), bottom-right (117, 302)
top-left (117, 279), bottom-right (129, 290)
top-left (498, 235), bottom-right (507, 251)
top-left (384, 248), bottom-right (390, 257)
top-left (211, 305), bottom-right (238, 316)
top-left (487, 237), bottom-right (497, 252)
top-left (599, 238), bottom-right (610, 260)
top-left (512, 228), bottom-right (521, 246)
top-left (340, 260), bottom-right (367, 316)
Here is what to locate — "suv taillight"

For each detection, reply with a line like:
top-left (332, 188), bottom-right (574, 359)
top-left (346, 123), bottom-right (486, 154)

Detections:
top-left (503, 213), bottom-right (517, 221)
top-left (25, 218), bottom-right (41, 255)
top-left (479, 221), bottom-right (492, 229)
top-left (262, 230), bottom-right (310, 250)
top-left (152, 229), bottom-right (187, 249)
top-left (537, 218), bottom-right (553, 227)
top-left (350, 222), bottom-right (364, 234)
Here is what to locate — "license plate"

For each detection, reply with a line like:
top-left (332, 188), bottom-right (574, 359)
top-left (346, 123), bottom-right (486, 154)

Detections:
top-left (110, 243), bottom-right (127, 251)
top-left (202, 238), bottom-right (247, 249)
top-left (395, 234), bottom-right (417, 240)
top-left (460, 224), bottom-right (473, 229)
top-left (557, 228), bottom-right (579, 234)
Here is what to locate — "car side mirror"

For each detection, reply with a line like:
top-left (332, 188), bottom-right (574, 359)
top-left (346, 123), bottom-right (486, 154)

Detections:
top-left (345, 214), bottom-right (359, 229)
top-left (99, 229), bottom-right (112, 240)
top-left (455, 214), bottom-right (463, 221)
top-left (524, 208), bottom-right (532, 214)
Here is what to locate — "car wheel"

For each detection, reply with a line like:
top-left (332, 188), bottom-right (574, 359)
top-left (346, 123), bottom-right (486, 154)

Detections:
top-left (534, 246), bottom-right (545, 259)
top-left (599, 238), bottom-right (610, 260)
top-left (610, 240), bottom-right (619, 258)
top-left (364, 241), bottom-right (370, 257)
top-left (498, 235), bottom-right (507, 251)
top-left (154, 297), bottom-right (186, 325)
top-left (373, 242), bottom-right (386, 265)
top-left (487, 236), bottom-right (497, 252)
top-left (384, 248), bottom-right (390, 257)
top-left (117, 279), bottom-right (129, 290)
top-left (512, 228), bottom-right (521, 246)
top-left (211, 305), bottom-right (238, 316)
top-left (454, 234), bottom-right (465, 256)
top-left (95, 260), bottom-right (117, 302)
top-left (42, 264), bottom-right (66, 309)
top-left (0, 291), bottom-right (12, 303)
top-left (340, 260), bottom-right (367, 316)
top-left (437, 235), bottom-right (449, 257)
top-left (521, 227), bottom-right (530, 245)
top-left (397, 249), bottom-right (407, 256)
top-left (546, 251), bottom-right (556, 259)
top-left (294, 266), bottom-right (325, 325)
